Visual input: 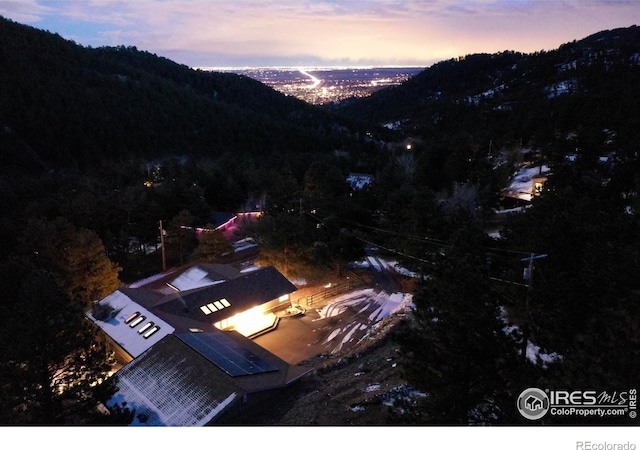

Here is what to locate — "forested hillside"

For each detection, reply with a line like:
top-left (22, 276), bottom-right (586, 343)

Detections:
top-left (330, 26), bottom-right (640, 190)
top-left (328, 26), bottom-right (640, 424)
top-left (0, 16), bottom-right (353, 172)
top-left (0, 15), bottom-right (376, 281)
top-left (1, 16), bottom-right (639, 425)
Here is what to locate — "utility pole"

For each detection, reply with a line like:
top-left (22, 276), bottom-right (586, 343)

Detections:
top-left (159, 220), bottom-right (167, 272)
top-left (520, 253), bottom-right (547, 362)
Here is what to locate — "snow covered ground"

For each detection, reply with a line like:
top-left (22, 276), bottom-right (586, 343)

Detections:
top-left (313, 288), bottom-right (413, 355)
top-left (351, 256), bottom-right (421, 278)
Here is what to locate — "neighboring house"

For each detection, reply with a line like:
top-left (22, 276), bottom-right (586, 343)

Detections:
top-left (347, 172), bottom-right (374, 191)
top-left (202, 198), bottom-right (265, 240)
top-left (501, 164), bottom-right (550, 204)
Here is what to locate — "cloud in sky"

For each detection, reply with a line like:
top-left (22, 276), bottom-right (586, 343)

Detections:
top-left (1, 1), bottom-right (639, 67)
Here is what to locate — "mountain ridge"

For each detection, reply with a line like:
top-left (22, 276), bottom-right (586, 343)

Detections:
top-left (0, 16), bottom-right (350, 173)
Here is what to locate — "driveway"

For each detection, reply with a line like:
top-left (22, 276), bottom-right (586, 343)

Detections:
top-left (253, 288), bottom-right (412, 364)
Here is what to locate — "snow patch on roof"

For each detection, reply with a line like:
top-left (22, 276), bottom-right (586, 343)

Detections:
top-left (107, 350), bottom-right (237, 426)
top-left (86, 290), bottom-right (174, 358)
top-left (347, 173), bottom-right (374, 190)
top-left (170, 266), bottom-right (226, 291)
top-left (503, 164), bottom-right (550, 201)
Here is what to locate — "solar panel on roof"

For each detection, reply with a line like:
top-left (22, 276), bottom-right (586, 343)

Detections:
top-left (176, 332), bottom-right (278, 377)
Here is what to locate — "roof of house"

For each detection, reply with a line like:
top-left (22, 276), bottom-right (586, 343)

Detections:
top-left (211, 211), bottom-right (236, 229)
top-left (106, 334), bottom-right (242, 426)
top-left (166, 263), bottom-right (240, 292)
top-left (86, 289), bottom-right (175, 358)
top-left (93, 264), bottom-right (310, 425)
top-left (502, 164), bottom-right (550, 201)
top-left (347, 172), bottom-right (374, 190)
top-left (215, 330), bottom-right (312, 391)
top-left (155, 266), bottom-right (297, 324)
top-left (89, 265), bottom-right (297, 344)
top-left (106, 331), bottom-right (312, 426)
top-left (127, 263), bottom-right (241, 295)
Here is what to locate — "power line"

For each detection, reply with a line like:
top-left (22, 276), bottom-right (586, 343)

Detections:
top-left (309, 210), bottom-right (536, 259)
top-left (307, 209), bottom-right (548, 300)
top-left (355, 236), bottom-right (436, 266)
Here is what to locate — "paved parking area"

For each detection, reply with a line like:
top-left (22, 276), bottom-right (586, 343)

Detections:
top-left (253, 288), bottom-right (412, 364)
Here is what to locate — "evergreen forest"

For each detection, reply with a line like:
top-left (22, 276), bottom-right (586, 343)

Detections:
top-left (0, 16), bottom-right (638, 424)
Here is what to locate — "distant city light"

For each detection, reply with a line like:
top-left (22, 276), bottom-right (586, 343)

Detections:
top-left (206, 67), bottom-right (423, 105)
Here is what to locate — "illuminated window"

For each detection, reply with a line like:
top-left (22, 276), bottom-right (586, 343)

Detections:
top-left (279, 294), bottom-right (289, 302)
top-left (203, 299), bottom-right (230, 314)
top-left (143, 326), bottom-right (160, 339)
top-left (129, 315), bottom-right (145, 328)
top-left (137, 322), bottom-right (154, 334)
top-left (124, 312), bottom-right (140, 324)
top-left (215, 318), bottom-right (232, 330)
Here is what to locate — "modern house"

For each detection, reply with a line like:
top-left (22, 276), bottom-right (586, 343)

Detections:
top-left (87, 264), bottom-right (310, 425)
top-left (88, 264), bottom-right (298, 363)
top-left (156, 266), bottom-right (297, 337)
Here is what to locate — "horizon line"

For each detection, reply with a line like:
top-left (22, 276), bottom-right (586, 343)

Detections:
top-left (194, 64), bottom-right (428, 72)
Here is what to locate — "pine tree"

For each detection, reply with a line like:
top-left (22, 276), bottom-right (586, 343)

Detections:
top-left (0, 260), bottom-right (115, 424)
top-left (394, 227), bottom-right (522, 424)
top-left (167, 209), bottom-right (197, 265)
top-left (17, 217), bottom-right (121, 307)
top-left (192, 225), bottom-right (232, 263)
top-left (61, 227), bottom-right (122, 306)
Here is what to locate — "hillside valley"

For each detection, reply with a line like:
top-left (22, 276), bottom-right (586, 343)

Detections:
top-left (1, 17), bottom-right (639, 425)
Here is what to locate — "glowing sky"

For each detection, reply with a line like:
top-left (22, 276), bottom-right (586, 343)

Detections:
top-left (1, 1), bottom-right (639, 68)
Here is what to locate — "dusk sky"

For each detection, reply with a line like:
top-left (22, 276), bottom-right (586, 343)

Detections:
top-left (1, 1), bottom-right (639, 68)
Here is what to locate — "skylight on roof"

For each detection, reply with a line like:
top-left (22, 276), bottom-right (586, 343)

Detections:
top-left (124, 312), bottom-right (141, 324)
top-left (138, 322), bottom-right (155, 334)
top-left (129, 315), bottom-right (145, 328)
top-left (199, 298), bottom-right (231, 316)
top-left (143, 326), bottom-right (160, 339)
